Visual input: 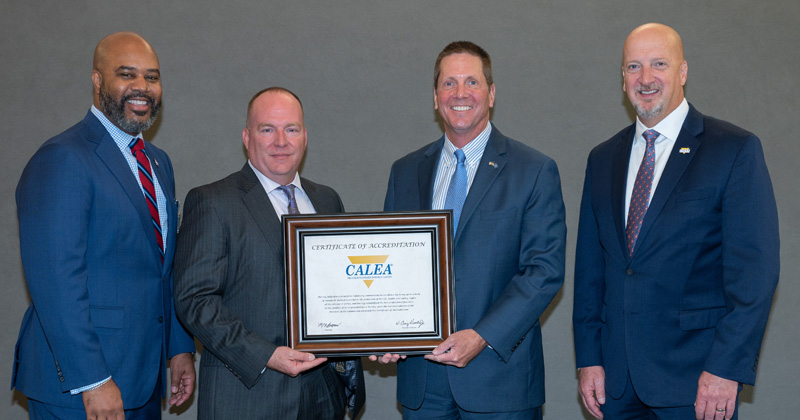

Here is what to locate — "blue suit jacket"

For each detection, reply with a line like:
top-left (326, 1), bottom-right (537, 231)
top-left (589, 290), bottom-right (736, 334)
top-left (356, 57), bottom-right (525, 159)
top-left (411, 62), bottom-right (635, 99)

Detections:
top-left (12, 111), bottom-right (195, 409)
top-left (384, 126), bottom-right (566, 412)
top-left (573, 104), bottom-right (779, 406)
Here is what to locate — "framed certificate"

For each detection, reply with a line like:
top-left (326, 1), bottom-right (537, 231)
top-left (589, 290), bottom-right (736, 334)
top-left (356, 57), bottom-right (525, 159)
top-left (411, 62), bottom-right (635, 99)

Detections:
top-left (283, 211), bottom-right (454, 356)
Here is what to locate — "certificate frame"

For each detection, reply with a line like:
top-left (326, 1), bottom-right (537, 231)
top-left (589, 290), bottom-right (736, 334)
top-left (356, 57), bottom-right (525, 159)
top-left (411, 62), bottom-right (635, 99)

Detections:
top-left (283, 211), bottom-right (454, 356)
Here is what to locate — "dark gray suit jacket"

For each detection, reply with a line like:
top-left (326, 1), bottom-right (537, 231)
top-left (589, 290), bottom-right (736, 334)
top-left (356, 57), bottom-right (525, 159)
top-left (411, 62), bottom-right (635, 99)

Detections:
top-left (174, 164), bottom-right (352, 419)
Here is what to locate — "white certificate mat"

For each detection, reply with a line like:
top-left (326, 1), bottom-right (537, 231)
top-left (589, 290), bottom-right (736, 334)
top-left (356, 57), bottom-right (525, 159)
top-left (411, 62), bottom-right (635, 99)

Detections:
top-left (302, 231), bottom-right (437, 336)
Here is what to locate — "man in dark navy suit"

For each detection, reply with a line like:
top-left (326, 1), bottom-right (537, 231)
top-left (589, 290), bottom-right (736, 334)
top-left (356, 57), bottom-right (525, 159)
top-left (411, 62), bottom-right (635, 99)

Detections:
top-left (573, 23), bottom-right (779, 420)
top-left (377, 41), bottom-right (566, 419)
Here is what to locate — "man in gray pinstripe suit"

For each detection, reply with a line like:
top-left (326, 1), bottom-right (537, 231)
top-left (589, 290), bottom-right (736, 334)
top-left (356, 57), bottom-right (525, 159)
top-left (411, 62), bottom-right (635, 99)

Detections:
top-left (174, 87), bottom-right (363, 419)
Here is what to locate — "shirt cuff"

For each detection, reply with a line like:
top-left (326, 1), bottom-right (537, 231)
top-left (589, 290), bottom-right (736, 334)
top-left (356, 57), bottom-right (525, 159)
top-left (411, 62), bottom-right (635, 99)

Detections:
top-left (70, 376), bottom-right (112, 395)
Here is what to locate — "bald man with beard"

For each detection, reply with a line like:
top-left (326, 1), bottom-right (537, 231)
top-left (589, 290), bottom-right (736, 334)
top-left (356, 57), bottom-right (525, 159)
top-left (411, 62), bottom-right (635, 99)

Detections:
top-left (12, 32), bottom-right (195, 419)
top-left (573, 23), bottom-right (779, 420)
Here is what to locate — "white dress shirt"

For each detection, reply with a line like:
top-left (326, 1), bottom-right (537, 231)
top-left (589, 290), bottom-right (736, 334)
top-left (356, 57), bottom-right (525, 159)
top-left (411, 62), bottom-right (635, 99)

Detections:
top-left (431, 122), bottom-right (492, 210)
top-left (624, 99), bottom-right (690, 224)
top-left (248, 161), bottom-right (316, 217)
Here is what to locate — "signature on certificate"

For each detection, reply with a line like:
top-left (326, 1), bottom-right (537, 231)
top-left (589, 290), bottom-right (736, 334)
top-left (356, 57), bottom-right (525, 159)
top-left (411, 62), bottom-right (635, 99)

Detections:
top-left (395, 319), bottom-right (425, 329)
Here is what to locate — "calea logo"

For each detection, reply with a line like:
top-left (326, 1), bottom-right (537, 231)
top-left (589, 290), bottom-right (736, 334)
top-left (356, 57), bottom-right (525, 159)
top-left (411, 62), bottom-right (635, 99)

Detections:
top-left (346, 255), bottom-right (392, 288)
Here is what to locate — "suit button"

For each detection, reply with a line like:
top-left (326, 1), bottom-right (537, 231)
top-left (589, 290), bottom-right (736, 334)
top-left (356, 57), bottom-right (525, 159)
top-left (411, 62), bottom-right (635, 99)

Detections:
top-left (158, 316), bottom-right (163, 323)
top-left (59, 377), bottom-right (65, 382)
top-left (626, 268), bottom-right (634, 276)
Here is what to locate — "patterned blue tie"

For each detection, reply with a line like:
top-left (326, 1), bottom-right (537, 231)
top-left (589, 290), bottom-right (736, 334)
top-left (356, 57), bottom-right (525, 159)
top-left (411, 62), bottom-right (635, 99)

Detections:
top-left (625, 129), bottom-right (659, 257)
top-left (444, 149), bottom-right (467, 236)
top-left (278, 185), bottom-right (300, 215)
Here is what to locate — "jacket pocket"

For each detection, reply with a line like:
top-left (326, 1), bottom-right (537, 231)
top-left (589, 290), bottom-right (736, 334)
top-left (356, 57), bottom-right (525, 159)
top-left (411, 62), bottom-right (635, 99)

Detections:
top-left (679, 306), bottom-right (726, 330)
top-left (674, 188), bottom-right (715, 203)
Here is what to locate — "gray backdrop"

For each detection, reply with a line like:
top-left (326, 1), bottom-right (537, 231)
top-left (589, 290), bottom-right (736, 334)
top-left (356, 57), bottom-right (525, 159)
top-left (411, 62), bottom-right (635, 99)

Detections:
top-left (2, 1), bottom-right (798, 418)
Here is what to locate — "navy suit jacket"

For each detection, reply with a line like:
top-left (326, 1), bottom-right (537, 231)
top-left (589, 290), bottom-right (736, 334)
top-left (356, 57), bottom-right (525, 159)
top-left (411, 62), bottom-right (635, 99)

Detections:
top-left (384, 126), bottom-right (566, 412)
top-left (573, 104), bottom-right (779, 406)
top-left (12, 111), bottom-right (195, 409)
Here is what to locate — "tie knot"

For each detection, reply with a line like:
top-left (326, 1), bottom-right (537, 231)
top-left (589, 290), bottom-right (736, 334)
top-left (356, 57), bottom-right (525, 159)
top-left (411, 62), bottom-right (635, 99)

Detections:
top-left (643, 129), bottom-right (659, 145)
top-left (278, 184), bottom-right (296, 197)
top-left (454, 149), bottom-right (466, 164)
top-left (129, 137), bottom-right (145, 153)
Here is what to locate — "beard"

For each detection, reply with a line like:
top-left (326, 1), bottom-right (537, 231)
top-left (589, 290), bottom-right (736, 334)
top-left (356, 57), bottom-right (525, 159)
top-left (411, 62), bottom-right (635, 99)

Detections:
top-left (98, 81), bottom-right (162, 134)
top-left (632, 83), bottom-right (664, 122)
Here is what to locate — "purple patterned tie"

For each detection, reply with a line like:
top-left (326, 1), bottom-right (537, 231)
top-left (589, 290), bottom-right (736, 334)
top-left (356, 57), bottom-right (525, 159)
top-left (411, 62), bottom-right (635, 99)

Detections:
top-left (625, 129), bottom-right (659, 257)
top-left (278, 185), bottom-right (300, 215)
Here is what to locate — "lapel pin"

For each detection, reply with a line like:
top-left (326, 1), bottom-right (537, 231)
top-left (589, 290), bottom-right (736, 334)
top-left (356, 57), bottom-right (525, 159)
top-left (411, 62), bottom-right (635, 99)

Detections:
top-left (488, 161), bottom-right (498, 168)
top-left (153, 158), bottom-right (159, 167)
top-left (679, 147), bottom-right (690, 154)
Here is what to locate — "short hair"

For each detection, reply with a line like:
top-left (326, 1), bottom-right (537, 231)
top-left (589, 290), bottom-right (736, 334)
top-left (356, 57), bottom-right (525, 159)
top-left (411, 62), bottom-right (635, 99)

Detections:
top-left (433, 41), bottom-right (493, 90)
top-left (246, 87), bottom-right (304, 126)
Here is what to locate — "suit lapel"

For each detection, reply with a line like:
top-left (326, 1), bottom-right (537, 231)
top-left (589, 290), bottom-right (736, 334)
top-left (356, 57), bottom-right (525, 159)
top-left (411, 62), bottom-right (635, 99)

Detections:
top-left (147, 146), bottom-right (177, 271)
top-left (633, 107), bottom-right (704, 255)
top-left (418, 138), bottom-right (444, 210)
top-left (87, 113), bottom-right (163, 264)
top-left (612, 126), bottom-right (635, 259)
top-left (456, 128), bottom-right (507, 244)
top-left (239, 165), bottom-right (284, 253)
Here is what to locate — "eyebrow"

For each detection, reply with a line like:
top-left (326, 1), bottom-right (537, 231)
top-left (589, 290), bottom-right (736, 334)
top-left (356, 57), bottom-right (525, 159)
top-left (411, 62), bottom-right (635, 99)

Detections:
top-left (115, 66), bottom-right (161, 75)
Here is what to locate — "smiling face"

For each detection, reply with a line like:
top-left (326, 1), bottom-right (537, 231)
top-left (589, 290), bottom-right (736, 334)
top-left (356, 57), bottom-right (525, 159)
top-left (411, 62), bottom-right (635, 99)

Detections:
top-left (434, 53), bottom-right (495, 147)
top-left (92, 32), bottom-right (162, 135)
top-left (622, 24), bottom-right (687, 127)
top-left (242, 90), bottom-right (307, 185)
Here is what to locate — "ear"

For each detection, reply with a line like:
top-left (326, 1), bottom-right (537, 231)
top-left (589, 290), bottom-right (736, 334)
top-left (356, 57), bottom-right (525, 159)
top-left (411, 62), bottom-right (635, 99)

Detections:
top-left (621, 69), bottom-right (627, 92)
top-left (242, 128), bottom-right (250, 153)
top-left (433, 88), bottom-right (439, 110)
top-left (488, 84), bottom-right (496, 108)
top-left (92, 70), bottom-right (102, 94)
top-left (680, 60), bottom-right (688, 86)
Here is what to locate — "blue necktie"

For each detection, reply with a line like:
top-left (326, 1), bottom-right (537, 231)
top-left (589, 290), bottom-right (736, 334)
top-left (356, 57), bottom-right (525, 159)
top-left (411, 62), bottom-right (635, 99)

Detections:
top-left (625, 129), bottom-right (659, 257)
top-left (444, 149), bottom-right (467, 236)
top-left (278, 185), bottom-right (300, 215)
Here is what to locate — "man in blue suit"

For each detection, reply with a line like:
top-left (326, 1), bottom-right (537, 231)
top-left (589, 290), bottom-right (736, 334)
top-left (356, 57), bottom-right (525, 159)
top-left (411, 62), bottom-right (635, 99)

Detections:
top-left (573, 23), bottom-right (779, 420)
top-left (379, 41), bottom-right (566, 419)
top-left (12, 32), bottom-right (195, 419)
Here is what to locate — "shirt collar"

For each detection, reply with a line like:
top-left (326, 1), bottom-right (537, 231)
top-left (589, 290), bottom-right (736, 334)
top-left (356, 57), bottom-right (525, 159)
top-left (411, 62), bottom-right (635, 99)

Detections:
top-left (90, 105), bottom-right (144, 150)
top-left (248, 161), bottom-right (305, 196)
top-left (443, 121), bottom-right (492, 166)
top-left (634, 98), bottom-right (689, 144)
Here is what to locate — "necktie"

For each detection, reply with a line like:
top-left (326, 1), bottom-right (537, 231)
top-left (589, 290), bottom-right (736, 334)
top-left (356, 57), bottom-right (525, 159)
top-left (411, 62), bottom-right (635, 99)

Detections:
top-left (129, 137), bottom-right (164, 263)
top-left (444, 149), bottom-right (467, 236)
top-left (278, 185), bottom-right (300, 215)
top-left (625, 129), bottom-right (659, 257)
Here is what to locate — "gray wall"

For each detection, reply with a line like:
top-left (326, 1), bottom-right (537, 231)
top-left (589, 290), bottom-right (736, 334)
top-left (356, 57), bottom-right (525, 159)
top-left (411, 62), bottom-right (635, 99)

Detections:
top-left (2, 1), bottom-right (798, 418)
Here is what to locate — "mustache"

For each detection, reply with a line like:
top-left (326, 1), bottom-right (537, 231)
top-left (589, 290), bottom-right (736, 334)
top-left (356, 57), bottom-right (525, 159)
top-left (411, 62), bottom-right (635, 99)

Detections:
top-left (636, 83), bottom-right (662, 93)
top-left (123, 92), bottom-right (156, 105)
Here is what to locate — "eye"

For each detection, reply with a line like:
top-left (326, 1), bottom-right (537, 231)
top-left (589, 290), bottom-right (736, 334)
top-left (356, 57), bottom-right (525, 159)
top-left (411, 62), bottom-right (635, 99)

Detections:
top-left (653, 61), bottom-right (668, 69)
top-left (146, 75), bottom-right (160, 82)
top-left (467, 80), bottom-right (478, 86)
top-left (119, 72), bottom-right (134, 78)
top-left (626, 63), bottom-right (640, 73)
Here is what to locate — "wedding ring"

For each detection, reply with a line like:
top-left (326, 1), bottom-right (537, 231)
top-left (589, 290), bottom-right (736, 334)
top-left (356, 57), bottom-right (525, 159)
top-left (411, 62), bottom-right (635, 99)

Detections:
top-left (716, 408), bottom-right (726, 412)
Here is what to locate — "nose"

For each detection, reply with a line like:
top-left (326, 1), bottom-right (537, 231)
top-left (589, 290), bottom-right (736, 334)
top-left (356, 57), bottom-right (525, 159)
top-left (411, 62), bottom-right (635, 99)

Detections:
top-left (130, 75), bottom-right (150, 92)
top-left (455, 83), bottom-right (468, 98)
top-left (640, 65), bottom-right (655, 85)
top-left (274, 131), bottom-right (288, 146)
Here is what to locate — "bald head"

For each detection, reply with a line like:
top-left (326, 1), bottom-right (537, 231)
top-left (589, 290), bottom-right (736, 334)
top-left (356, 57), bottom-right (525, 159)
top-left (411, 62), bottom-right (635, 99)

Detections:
top-left (623, 23), bottom-right (684, 64)
top-left (91, 32), bottom-right (162, 135)
top-left (621, 23), bottom-right (688, 127)
top-left (93, 32), bottom-right (158, 74)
